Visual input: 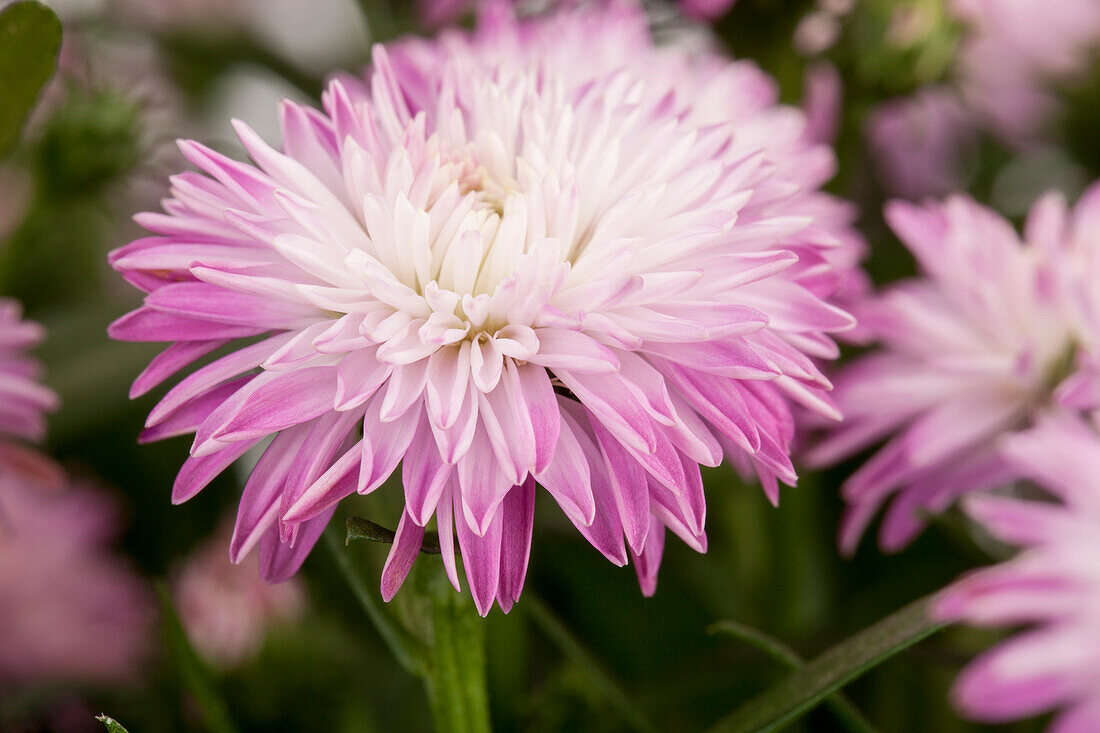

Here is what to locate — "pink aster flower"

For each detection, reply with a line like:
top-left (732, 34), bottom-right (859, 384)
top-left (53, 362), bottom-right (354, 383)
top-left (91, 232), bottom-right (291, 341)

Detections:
top-left (808, 188), bottom-right (1100, 553)
top-left (0, 473), bottom-right (154, 689)
top-left (109, 3), bottom-right (854, 614)
top-left (866, 88), bottom-right (978, 200)
top-left (933, 414), bottom-right (1100, 732)
top-left (0, 300), bottom-right (59, 477)
top-left (951, 0), bottom-right (1100, 144)
top-left (173, 519), bottom-right (306, 668)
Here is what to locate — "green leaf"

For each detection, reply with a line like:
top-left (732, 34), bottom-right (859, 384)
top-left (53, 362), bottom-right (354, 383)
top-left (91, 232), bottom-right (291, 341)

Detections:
top-left (346, 515), bottom-right (440, 554)
top-left (156, 583), bottom-right (241, 733)
top-left (708, 594), bottom-right (945, 733)
top-left (709, 620), bottom-right (877, 733)
top-left (95, 715), bottom-right (130, 733)
top-left (424, 576), bottom-right (491, 733)
top-left (0, 1), bottom-right (62, 157)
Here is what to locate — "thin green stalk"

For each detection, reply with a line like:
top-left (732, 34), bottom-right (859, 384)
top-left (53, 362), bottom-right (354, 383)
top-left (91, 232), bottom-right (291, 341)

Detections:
top-left (524, 594), bottom-right (660, 733)
top-left (156, 583), bottom-right (239, 733)
top-left (708, 594), bottom-right (945, 733)
top-left (708, 620), bottom-right (877, 733)
top-left (322, 527), bottom-right (429, 677)
top-left (424, 578), bottom-right (491, 733)
top-left (326, 525), bottom-right (491, 733)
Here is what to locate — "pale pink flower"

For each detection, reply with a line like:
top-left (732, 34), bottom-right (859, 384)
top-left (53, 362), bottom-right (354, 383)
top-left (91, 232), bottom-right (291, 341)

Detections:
top-left (173, 520), bottom-right (306, 667)
top-left (808, 191), bottom-right (1098, 552)
top-left (110, 3), bottom-right (854, 613)
top-left (933, 413), bottom-right (1100, 732)
top-left (867, 87), bottom-right (978, 200)
top-left (0, 473), bottom-right (154, 689)
top-left (0, 300), bottom-right (58, 464)
top-left (951, 0), bottom-right (1100, 144)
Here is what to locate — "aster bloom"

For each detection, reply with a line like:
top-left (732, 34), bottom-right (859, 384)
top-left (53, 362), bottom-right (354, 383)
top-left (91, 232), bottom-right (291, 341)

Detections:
top-left (0, 472), bottom-right (153, 688)
top-left (807, 188), bottom-right (1100, 553)
top-left (933, 414), bottom-right (1100, 732)
top-left (0, 300), bottom-right (59, 475)
top-left (951, 0), bottom-right (1100, 144)
top-left (173, 519), bottom-right (306, 668)
top-left (866, 87), bottom-right (977, 200)
top-left (110, 2), bottom-right (855, 614)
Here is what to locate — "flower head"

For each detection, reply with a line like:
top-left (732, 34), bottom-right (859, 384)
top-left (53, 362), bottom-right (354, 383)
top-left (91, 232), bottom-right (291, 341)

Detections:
top-left (0, 300), bottom-right (58, 474)
top-left (809, 187), bottom-right (1100, 553)
top-left (110, 2), bottom-right (855, 613)
top-left (952, 0), bottom-right (1100, 144)
top-left (173, 519), bottom-right (306, 668)
top-left (933, 414), bottom-right (1100, 731)
top-left (0, 472), bottom-right (153, 689)
top-left (867, 87), bottom-right (978, 200)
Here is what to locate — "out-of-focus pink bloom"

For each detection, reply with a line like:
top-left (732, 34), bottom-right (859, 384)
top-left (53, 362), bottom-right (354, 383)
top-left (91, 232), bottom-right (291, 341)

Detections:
top-left (933, 414), bottom-right (1100, 732)
top-left (793, 10), bottom-right (841, 56)
top-left (808, 191), bottom-right (1100, 553)
top-left (173, 520), bottom-right (306, 668)
top-left (802, 61), bottom-right (842, 146)
top-left (110, 1), bottom-right (855, 614)
top-left (867, 87), bottom-right (978, 199)
top-left (0, 300), bottom-right (58, 454)
top-left (951, 0), bottom-right (1100, 144)
top-left (0, 473), bottom-right (154, 689)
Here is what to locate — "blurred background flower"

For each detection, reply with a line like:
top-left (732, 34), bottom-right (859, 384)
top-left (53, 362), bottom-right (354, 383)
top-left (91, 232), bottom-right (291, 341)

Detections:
top-left (934, 413), bottom-right (1100, 732)
top-left (0, 472), bottom-right (154, 699)
top-left (172, 518), bottom-right (306, 668)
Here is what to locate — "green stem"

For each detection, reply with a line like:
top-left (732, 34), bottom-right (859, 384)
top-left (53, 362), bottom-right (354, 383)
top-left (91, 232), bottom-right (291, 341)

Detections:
top-left (707, 594), bottom-right (945, 733)
top-left (424, 577), bottom-right (492, 733)
top-left (322, 527), bottom-right (429, 677)
top-left (155, 583), bottom-right (240, 733)
top-left (326, 526), bottom-right (492, 733)
top-left (525, 594), bottom-right (660, 733)
top-left (708, 620), bottom-right (877, 733)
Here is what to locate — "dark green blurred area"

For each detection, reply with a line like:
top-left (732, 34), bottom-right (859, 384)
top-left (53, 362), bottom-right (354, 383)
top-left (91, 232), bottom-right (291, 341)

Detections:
top-left (5, 0), bottom-right (1094, 730)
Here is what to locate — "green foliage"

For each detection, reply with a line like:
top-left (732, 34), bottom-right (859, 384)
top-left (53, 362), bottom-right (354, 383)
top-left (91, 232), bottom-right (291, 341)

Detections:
top-left (0, 1), bottom-right (61, 157)
top-left (347, 515), bottom-right (441, 553)
top-left (33, 87), bottom-right (144, 199)
top-left (96, 714), bottom-right (131, 733)
top-left (711, 595), bottom-right (945, 733)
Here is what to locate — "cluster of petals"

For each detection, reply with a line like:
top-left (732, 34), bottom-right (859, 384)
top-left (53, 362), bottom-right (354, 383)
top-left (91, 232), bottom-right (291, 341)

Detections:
top-left (173, 519), bottom-right (306, 668)
top-left (0, 472), bottom-right (153, 688)
top-left (808, 185), bottom-right (1100, 553)
top-left (0, 299), bottom-right (59, 475)
top-left (109, 1), bottom-right (856, 614)
top-left (933, 413), bottom-right (1100, 732)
